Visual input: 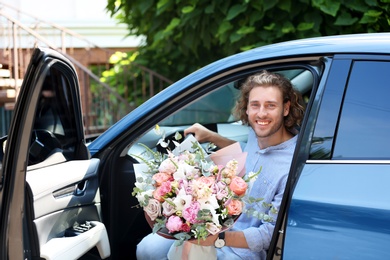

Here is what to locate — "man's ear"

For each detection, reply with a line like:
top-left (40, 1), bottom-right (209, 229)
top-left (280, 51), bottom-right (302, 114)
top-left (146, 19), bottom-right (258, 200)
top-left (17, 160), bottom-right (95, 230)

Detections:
top-left (284, 101), bottom-right (291, 116)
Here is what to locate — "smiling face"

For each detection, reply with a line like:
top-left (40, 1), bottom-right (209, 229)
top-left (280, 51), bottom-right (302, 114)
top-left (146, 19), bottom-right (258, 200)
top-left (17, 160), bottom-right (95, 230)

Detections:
top-left (246, 85), bottom-right (291, 149)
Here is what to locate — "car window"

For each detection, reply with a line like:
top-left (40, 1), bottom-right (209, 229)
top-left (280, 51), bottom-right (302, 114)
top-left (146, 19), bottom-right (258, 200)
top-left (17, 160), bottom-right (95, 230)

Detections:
top-left (128, 67), bottom-right (315, 159)
top-left (333, 61), bottom-right (390, 159)
top-left (159, 82), bottom-right (240, 126)
top-left (28, 64), bottom-right (81, 166)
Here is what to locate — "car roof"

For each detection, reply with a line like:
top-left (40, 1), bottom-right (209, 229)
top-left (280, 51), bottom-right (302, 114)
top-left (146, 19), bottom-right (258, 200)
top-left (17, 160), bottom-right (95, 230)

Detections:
top-left (89, 33), bottom-right (390, 154)
top-left (210, 32), bottom-right (390, 69)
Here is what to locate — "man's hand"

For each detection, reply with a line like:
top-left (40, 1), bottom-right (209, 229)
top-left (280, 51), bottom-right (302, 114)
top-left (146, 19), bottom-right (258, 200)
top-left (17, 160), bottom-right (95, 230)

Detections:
top-left (184, 123), bottom-right (235, 148)
top-left (184, 123), bottom-right (214, 143)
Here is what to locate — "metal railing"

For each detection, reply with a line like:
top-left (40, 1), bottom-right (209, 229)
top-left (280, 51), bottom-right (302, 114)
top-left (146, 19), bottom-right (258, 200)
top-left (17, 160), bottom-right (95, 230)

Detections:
top-left (0, 1), bottom-right (173, 137)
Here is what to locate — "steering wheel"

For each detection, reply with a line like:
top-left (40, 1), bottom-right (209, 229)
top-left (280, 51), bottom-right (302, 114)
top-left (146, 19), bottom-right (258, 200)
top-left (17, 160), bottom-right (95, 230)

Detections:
top-left (29, 129), bottom-right (62, 165)
top-left (156, 130), bottom-right (185, 154)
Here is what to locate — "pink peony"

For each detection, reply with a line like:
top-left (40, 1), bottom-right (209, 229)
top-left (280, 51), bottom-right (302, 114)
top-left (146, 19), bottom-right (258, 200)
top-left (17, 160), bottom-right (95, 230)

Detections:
top-left (159, 181), bottom-right (172, 195)
top-left (182, 201), bottom-right (201, 224)
top-left (166, 215), bottom-right (184, 233)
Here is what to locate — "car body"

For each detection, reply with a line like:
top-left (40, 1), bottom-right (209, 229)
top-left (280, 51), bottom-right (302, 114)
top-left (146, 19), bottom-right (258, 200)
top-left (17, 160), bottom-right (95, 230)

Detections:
top-left (1, 32), bottom-right (390, 259)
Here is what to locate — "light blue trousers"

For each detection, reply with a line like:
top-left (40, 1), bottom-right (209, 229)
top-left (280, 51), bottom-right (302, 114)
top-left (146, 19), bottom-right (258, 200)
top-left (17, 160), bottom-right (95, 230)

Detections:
top-left (136, 233), bottom-right (242, 260)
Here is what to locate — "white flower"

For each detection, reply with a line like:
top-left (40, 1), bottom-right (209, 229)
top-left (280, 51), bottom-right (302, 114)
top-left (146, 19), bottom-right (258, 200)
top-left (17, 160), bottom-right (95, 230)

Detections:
top-left (135, 189), bottom-right (153, 205)
top-left (173, 188), bottom-right (192, 211)
top-left (198, 196), bottom-right (220, 226)
top-left (173, 162), bottom-right (198, 180)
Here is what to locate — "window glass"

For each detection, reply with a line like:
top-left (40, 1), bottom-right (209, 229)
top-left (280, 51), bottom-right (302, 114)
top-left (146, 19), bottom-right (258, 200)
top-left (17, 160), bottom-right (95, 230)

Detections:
top-left (159, 82), bottom-right (240, 126)
top-left (129, 68), bottom-right (314, 158)
top-left (29, 64), bottom-right (79, 165)
top-left (333, 61), bottom-right (390, 159)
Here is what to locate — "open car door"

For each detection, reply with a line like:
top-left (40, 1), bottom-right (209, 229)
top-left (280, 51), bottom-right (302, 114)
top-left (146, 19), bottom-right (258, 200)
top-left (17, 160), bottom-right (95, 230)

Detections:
top-left (0, 47), bottom-right (110, 259)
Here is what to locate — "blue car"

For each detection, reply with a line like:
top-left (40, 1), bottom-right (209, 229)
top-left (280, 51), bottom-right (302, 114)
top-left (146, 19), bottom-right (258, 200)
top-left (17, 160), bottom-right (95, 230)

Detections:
top-left (1, 32), bottom-right (390, 259)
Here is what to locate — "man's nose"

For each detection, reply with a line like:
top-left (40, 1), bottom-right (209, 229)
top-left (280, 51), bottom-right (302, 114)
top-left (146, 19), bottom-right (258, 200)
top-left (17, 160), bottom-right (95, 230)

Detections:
top-left (257, 106), bottom-right (267, 117)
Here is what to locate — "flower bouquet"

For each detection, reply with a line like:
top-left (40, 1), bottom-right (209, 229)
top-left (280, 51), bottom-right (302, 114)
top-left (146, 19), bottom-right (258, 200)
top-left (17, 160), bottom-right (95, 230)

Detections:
top-left (132, 132), bottom-right (251, 246)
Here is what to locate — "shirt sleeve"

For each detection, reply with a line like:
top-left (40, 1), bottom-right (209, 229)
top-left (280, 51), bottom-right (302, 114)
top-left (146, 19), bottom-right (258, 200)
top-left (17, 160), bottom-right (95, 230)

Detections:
top-left (242, 174), bottom-right (288, 252)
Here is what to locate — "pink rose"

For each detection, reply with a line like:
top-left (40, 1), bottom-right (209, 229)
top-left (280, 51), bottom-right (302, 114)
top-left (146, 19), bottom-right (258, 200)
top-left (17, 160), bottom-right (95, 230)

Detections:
top-left (153, 172), bottom-right (172, 186)
top-left (229, 176), bottom-right (248, 196)
top-left (166, 215), bottom-right (183, 233)
top-left (159, 158), bottom-right (177, 174)
top-left (153, 187), bottom-right (164, 202)
top-left (226, 199), bottom-right (243, 215)
top-left (182, 201), bottom-right (201, 224)
top-left (197, 176), bottom-right (215, 187)
top-left (144, 198), bottom-right (161, 221)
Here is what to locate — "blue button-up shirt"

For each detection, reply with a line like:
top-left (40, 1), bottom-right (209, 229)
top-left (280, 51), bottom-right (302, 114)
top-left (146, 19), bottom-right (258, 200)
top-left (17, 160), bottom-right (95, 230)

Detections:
top-left (231, 127), bottom-right (297, 260)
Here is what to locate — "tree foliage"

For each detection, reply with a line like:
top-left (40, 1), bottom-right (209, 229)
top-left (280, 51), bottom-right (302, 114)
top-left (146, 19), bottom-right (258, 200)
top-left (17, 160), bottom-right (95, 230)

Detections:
top-left (105, 0), bottom-right (390, 82)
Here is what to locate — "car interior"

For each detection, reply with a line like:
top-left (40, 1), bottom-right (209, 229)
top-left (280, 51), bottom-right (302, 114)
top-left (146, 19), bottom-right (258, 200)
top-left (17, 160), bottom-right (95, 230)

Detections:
top-left (17, 64), bottom-right (317, 259)
top-left (99, 67), bottom-right (316, 259)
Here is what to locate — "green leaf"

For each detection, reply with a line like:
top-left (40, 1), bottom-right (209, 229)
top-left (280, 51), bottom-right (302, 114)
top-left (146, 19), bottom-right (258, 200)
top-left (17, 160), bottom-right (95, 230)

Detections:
top-left (157, 0), bottom-right (169, 10)
top-left (217, 20), bottom-right (233, 35)
top-left (366, 0), bottom-right (378, 6)
top-left (139, 0), bottom-right (154, 14)
top-left (164, 18), bottom-right (181, 32)
top-left (334, 11), bottom-right (359, 26)
top-left (264, 22), bottom-right (276, 31)
top-left (249, 12), bottom-right (263, 25)
top-left (237, 26), bottom-right (255, 35)
top-left (156, 0), bottom-right (172, 15)
top-left (312, 0), bottom-right (340, 16)
top-left (281, 21), bottom-right (295, 34)
top-left (359, 9), bottom-right (382, 24)
top-left (297, 22), bottom-right (314, 31)
top-left (226, 4), bottom-right (247, 20)
top-left (263, 0), bottom-right (278, 11)
top-left (182, 6), bottom-right (195, 14)
top-left (229, 33), bottom-right (242, 43)
top-left (205, 4), bottom-right (214, 14)
top-left (277, 0), bottom-right (291, 12)
top-left (153, 30), bottom-right (165, 43)
top-left (365, 9), bottom-right (383, 18)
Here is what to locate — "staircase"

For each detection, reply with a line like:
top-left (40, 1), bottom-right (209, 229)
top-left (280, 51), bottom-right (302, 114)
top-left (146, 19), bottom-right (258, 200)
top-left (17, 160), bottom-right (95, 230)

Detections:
top-left (0, 1), bottom-right (173, 137)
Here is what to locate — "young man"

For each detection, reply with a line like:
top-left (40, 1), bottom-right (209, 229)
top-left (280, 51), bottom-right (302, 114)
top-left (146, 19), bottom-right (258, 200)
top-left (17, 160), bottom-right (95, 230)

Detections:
top-left (136, 70), bottom-right (305, 259)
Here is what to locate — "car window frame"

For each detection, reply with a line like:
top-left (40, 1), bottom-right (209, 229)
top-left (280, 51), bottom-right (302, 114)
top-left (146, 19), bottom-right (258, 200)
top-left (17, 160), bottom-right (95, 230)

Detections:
top-left (0, 47), bottom-right (86, 259)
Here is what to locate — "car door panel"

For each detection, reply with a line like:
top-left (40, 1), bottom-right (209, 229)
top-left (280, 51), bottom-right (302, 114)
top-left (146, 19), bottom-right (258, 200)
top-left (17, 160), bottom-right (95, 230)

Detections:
top-left (284, 164), bottom-right (390, 259)
top-left (0, 47), bottom-right (110, 259)
top-left (27, 158), bottom-right (110, 259)
top-left (27, 159), bottom-right (101, 218)
top-left (282, 56), bottom-right (390, 259)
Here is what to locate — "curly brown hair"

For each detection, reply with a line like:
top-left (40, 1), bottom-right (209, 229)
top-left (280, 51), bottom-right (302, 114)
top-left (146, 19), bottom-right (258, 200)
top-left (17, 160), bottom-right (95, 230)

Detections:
top-left (233, 70), bottom-right (305, 132)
